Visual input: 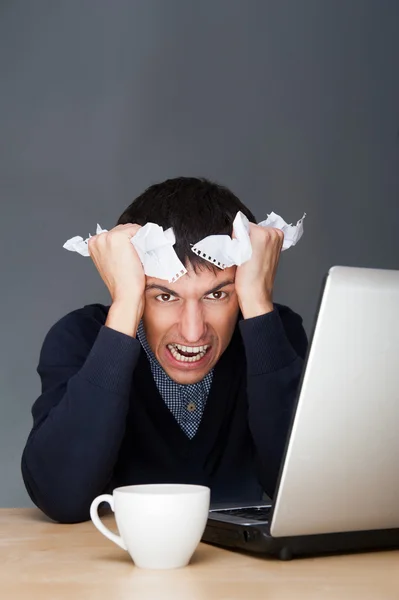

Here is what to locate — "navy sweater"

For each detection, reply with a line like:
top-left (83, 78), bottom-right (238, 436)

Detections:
top-left (21, 303), bottom-right (307, 523)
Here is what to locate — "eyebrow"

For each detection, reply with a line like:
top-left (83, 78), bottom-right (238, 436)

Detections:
top-left (145, 279), bottom-right (235, 298)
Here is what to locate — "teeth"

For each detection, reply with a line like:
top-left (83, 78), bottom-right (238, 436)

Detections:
top-left (174, 343), bottom-right (209, 353)
top-left (167, 344), bottom-right (210, 363)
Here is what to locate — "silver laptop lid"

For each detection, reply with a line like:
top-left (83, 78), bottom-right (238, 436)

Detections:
top-left (271, 266), bottom-right (399, 538)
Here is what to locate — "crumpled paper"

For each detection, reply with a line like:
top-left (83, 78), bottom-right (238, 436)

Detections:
top-left (63, 210), bottom-right (305, 282)
top-left (191, 211), bottom-right (306, 268)
top-left (128, 224), bottom-right (187, 283)
top-left (63, 224), bottom-right (108, 257)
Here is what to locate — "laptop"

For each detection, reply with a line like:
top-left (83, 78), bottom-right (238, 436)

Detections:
top-left (203, 266), bottom-right (399, 559)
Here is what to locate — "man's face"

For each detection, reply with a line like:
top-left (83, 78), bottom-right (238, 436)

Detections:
top-left (142, 265), bottom-right (239, 384)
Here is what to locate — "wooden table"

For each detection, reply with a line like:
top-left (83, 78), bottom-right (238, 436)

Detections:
top-left (1, 509), bottom-right (398, 599)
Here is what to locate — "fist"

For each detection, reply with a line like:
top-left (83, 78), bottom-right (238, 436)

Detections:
top-left (234, 223), bottom-right (284, 318)
top-left (88, 223), bottom-right (145, 305)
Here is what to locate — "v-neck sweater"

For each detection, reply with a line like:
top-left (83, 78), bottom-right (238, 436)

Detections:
top-left (21, 303), bottom-right (308, 524)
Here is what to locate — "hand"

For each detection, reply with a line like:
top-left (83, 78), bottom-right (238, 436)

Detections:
top-left (88, 224), bottom-right (145, 336)
top-left (234, 224), bottom-right (284, 319)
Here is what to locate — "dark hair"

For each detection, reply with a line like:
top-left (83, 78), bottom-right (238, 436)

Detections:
top-left (117, 177), bottom-right (256, 271)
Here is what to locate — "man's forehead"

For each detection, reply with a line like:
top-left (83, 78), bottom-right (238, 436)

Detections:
top-left (146, 265), bottom-right (236, 293)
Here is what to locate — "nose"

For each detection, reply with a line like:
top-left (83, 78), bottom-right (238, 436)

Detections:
top-left (178, 302), bottom-right (207, 344)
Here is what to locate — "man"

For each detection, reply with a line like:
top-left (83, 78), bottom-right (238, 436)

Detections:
top-left (21, 177), bottom-right (308, 523)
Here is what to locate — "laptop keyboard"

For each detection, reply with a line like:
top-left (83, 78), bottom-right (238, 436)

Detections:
top-left (215, 506), bottom-right (271, 521)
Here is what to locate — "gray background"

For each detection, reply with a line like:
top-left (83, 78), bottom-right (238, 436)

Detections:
top-left (1, 0), bottom-right (399, 507)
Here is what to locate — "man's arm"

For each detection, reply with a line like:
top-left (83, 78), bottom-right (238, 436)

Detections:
top-left (233, 215), bottom-right (308, 497)
top-left (22, 222), bottom-right (146, 523)
top-left (239, 305), bottom-right (308, 497)
top-left (21, 309), bottom-right (141, 523)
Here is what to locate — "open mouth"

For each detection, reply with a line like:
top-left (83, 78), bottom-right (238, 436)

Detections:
top-left (167, 343), bottom-right (210, 363)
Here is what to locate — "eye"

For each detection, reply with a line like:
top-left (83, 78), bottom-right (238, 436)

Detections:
top-left (205, 291), bottom-right (227, 301)
top-left (155, 293), bottom-right (177, 303)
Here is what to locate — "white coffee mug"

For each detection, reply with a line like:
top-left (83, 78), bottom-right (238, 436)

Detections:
top-left (90, 483), bottom-right (210, 569)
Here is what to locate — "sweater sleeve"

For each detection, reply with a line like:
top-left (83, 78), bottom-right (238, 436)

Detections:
top-left (238, 305), bottom-right (308, 498)
top-left (21, 310), bottom-right (141, 523)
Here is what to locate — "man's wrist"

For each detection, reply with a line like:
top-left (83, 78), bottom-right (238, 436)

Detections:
top-left (105, 298), bottom-right (143, 338)
top-left (239, 298), bottom-right (274, 319)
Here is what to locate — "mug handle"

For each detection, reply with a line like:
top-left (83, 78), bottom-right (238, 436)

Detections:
top-left (90, 494), bottom-right (127, 550)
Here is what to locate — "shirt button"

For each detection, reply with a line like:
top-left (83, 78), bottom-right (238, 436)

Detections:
top-left (187, 402), bottom-right (196, 413)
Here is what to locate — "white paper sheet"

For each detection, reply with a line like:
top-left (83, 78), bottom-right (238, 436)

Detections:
top-left (191, 211), bottom-right (306, 268)
top-left (128, 224), bottom-right (187, 283)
